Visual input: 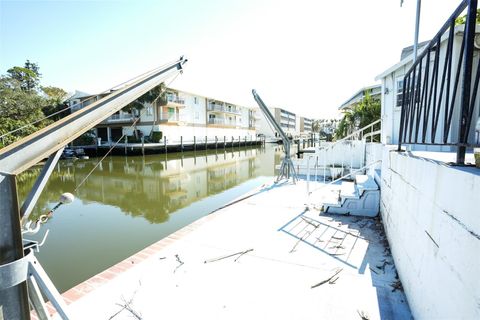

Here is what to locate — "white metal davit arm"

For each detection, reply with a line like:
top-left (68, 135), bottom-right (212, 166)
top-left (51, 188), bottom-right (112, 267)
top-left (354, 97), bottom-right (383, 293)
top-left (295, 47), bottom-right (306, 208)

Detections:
top-left (252, 89), bottom-right (297, 182)
top-left (0, 56), bottom-right (187, 320)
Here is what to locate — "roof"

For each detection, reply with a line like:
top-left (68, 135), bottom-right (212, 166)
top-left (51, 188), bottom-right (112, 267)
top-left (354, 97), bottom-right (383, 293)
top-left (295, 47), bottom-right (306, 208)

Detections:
top-left (339, 84), bottom-right (381, 110)
top-left (67, 90), bottom-right (93, 101)
top-left (375, 25), bottom-right (478, 81)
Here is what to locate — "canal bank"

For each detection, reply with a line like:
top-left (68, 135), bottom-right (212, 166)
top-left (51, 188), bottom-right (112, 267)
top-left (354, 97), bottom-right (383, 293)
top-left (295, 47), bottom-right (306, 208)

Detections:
top-left (41, 179), bottom-right (410, 319)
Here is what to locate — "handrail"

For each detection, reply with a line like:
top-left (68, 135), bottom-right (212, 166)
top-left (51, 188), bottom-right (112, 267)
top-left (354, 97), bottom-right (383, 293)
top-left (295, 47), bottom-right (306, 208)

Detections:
top-left (363, 129), bottom-right (381, 142)
top-left (320, 119), bottom-right (381, 153)
top-left (397, 0), bottom-right (479, 165)
top-left (308, 159), bottom-right (382, 196)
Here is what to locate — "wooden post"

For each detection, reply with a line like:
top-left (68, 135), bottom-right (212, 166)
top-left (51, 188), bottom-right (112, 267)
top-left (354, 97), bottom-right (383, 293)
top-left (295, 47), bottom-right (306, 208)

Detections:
top-left (164, 136), bottom-right (167, 153)
top-left (231, 136), bottom-right (234, 149)
top-left (205, 135), bottom-right (207, 151)
top-left (180, 136), bottom-right (183, 152)
top-left (223, 136), bottom-right (226, 149)
top-left (194, 136), bottom-right (196, 152)
top-left (215, 136), bottom-right (218, 150)
top-left (124, 135), bottom-right (128, 155)
top-left (244, 136), bottom-right (247, 146)
top-left (141, 136), bottom-right (145, 156)
top-left (238, 136), bottom-right (240, 148)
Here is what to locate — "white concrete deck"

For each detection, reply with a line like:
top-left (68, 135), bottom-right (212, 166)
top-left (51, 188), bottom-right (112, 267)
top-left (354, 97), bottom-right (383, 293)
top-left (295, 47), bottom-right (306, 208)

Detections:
top-left (53, 180), bottom-right (411, 320)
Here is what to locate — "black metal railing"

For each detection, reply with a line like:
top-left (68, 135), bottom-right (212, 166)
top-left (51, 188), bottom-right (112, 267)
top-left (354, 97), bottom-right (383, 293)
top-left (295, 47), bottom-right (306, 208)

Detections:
top-left (397, 0), bottom-right (479, 164)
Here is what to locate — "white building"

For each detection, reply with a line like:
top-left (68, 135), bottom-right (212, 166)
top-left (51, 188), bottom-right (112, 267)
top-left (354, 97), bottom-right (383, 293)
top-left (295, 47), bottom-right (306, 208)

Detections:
top-left (69, 88), bottom-right (258, 145)
top-left (375, 26), bottom-right (480, 148)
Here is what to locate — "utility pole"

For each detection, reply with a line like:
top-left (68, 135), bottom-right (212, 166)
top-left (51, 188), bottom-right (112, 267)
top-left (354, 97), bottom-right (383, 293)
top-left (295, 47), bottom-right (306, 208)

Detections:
top-left (413, 0), bottom-right (421, 61)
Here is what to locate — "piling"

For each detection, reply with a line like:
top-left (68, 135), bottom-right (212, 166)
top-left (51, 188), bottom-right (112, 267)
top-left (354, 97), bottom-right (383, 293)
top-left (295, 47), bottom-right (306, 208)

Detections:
top-left (164, 136), bottom-right (167, 153)
top-left (180, 136), bottom-right (183, 152)
top-left (205, 136), bottom-right (208, 150)
top-left (224, 136), bottom-right (226, 150)
top-left (215, 136), bottom-right (218, 150)
top-left (124, 136), bottom-right (128, 155)
top-left (141, 137), bottom-right (145, 156)
top-left (194, 136), bottom-right (197, 152)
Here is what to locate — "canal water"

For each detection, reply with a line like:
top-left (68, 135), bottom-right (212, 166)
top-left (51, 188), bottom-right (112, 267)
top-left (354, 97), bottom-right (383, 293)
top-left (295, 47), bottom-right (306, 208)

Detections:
top-left (18, 145), bottom-right (283, 293)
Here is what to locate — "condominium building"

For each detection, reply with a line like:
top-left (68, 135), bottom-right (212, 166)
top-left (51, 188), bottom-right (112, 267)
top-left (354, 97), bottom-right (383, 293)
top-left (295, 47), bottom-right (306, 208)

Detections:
top-left (298, 117), bottom-right (313, 135)
top-left (68, 88), bottom-right (258, 145)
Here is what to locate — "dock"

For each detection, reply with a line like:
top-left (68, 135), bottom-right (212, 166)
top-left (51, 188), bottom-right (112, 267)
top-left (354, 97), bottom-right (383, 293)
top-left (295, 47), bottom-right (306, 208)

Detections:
top-left (43, 179), bottom-right (411, 320)
top-left (78, 138), bottom-right (264, 156)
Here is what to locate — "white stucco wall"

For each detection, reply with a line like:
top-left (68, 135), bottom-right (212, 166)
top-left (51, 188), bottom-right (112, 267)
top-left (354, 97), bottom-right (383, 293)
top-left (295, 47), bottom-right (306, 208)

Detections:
top-left (380, 148), bottom-right (480, 319)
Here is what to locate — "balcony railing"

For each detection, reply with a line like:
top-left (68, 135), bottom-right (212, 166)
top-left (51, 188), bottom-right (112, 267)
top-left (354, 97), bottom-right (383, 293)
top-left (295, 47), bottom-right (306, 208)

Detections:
top-left (106, 113), bottom-right (135, 122)
top-left (207, 104), bottom-right (241, 114)
top-left (208, 118), bottom-right (237, 126)
top-left (397, 0), bottom-right (479, 164)
top-left (166, 95), bottom-right (185, 105)
top-left (159, 112), bottom-right (179, 122)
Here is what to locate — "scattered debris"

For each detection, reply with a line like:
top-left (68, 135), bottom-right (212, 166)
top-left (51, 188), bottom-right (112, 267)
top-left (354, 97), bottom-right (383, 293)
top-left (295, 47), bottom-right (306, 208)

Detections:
top-left (301, 216), bottom-right (320, 228)
top-left (109, 290), bottom-right (142, 320)
top-left (369, 267), bottom-right (379, 275)
top-left (357, 309), bottom-right (370, 320)
top-left (390, 279), bottom-right (404, 292)
top-left (234, 249), bottom-right (254, 262)
top-left (204, 249), bottom-right (254, 264)
top-left (290, 231), bottom-right (312, 253)
top-left (376, 259), bottom-right (392, 273)
top-left (311, 268), bottom-right (343, 289)
top-left (328, 276), bottom-right (339, 284)
top-left (329, 245), bottom-right (345, 249)
top-left (332, 236), bottom-right (345, 240)
top-left (159, 257), bottom-right (166, 260)
top-left (174, 254), bottom-right (184, 273)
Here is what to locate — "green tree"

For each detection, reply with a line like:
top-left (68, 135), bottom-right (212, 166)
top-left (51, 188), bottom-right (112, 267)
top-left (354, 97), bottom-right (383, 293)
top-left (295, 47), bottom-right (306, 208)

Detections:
top-left (41, 86), bottom-right (69, 121)
top-left (335, 91), bottom-right (380, 140)
top-left (0, 77), bottom-right (50, 147)
top-left (6, 60), bottom-right (41, 91)
top-left (123, 82), bottom-right (167, 138)
top-left (455, 8), bottom-right (480, 25)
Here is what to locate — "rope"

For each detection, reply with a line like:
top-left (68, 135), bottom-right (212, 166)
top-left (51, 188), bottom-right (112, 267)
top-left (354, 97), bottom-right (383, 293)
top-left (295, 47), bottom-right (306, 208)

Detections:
top-left (73, 71), bottom-right (181, 192)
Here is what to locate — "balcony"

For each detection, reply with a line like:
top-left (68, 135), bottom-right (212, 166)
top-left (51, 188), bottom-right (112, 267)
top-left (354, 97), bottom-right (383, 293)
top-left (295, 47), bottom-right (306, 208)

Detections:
top-left (208, 118), bottom-right (237, 126)
top-left (104, 113), bottom-right (135, 123)
top-left (166, 95), bottom-right (185, 107)
top-left (159, 112), bottom-right (180, 123)
top-left (207, 104), bottom-right (241, 115)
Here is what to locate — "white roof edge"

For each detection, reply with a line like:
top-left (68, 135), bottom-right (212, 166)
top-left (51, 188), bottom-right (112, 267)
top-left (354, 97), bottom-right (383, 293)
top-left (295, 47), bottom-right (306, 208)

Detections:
top-left (375, 24), bottom-right (479, 81)
top-left (339, 84), bottom-right (381, 110)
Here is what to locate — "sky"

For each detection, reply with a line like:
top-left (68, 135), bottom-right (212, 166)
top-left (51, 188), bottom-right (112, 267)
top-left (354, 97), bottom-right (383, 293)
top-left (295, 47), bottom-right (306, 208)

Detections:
top-left (0, 0), bottom-right (462, 119)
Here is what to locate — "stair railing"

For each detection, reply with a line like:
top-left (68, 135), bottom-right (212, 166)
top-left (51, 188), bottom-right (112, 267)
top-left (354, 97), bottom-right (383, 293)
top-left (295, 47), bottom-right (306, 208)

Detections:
top-left (302, 119), bottom-right (381, 183)
top-left (306, 159), bottom-right (382, 206)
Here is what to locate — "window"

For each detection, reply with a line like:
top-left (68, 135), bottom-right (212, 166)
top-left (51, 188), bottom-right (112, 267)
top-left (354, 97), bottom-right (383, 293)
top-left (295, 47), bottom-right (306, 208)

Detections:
top-left (396, 78), bottom-right (404, 107)
top-left (146, 106), bottom-right (153, 116)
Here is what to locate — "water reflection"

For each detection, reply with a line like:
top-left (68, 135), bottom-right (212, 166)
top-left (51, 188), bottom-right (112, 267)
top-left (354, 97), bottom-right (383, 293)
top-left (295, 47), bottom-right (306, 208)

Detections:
top-left (17, 145), bottom-right (281, 292)
top-left (71, 148), bottom-right (271, 223)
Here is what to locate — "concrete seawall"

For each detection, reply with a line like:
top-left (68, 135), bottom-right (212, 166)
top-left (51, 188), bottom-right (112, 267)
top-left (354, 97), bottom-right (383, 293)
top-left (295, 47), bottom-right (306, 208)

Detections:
top-left (380, 149), bottom-right (480, 319)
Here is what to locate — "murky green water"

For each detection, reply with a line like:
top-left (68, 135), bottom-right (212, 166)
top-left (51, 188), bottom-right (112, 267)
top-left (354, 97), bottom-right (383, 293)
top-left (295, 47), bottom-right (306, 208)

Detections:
top-left (18, 145), bottom-right (282, 293)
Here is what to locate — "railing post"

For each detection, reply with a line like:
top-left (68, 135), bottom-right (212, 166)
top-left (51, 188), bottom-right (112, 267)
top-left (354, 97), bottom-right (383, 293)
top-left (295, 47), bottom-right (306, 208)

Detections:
top-left (456, 0), bottom-right (477, 165)
top-left (397, 77), bottom-right (407, 151)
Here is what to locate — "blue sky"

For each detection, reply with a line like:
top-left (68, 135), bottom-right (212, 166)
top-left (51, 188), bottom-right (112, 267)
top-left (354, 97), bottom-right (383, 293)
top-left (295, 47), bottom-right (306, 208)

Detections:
top-left (0, 0), bottom-right (461, 118)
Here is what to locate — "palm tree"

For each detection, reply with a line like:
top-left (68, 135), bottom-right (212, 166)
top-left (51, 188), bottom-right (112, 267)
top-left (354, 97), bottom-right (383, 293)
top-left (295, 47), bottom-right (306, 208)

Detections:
top-left (335, 90), bottom-right (380, 140)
